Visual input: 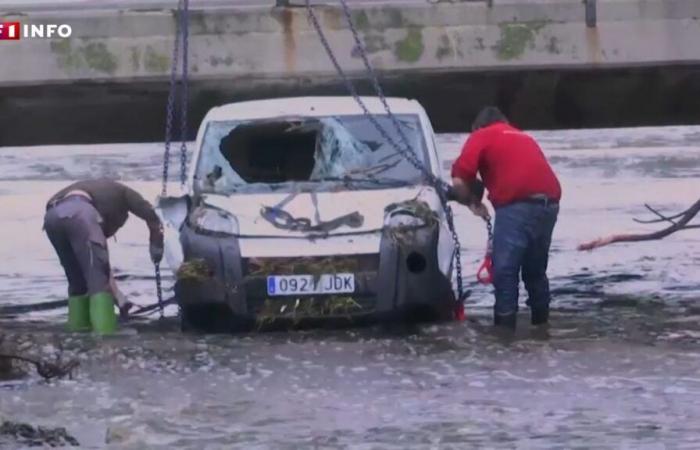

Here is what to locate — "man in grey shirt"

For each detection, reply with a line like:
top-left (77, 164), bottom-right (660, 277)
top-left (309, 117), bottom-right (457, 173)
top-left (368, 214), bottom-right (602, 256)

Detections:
top-left (44, 179), bottom-right (164, 334)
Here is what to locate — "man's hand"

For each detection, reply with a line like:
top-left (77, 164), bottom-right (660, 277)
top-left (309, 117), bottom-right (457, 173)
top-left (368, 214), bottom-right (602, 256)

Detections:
top-left (444, 185), bottom-right (458, 202)
top-left (450, 177), bottom-right (486, 206)
top-left (148, 220), bottom-right (165, 264)
top-left (109, 275), bottom-right (133, 319)
top-left (468, 202), bottom-right (491, 220)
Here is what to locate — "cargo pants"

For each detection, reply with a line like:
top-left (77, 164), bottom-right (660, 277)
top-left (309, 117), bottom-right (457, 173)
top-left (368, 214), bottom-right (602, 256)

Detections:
top-left (43, 196), bottom-right (112, 298)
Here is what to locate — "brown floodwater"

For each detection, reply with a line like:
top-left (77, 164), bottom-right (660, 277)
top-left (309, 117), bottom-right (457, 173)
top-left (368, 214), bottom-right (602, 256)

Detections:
top-left (1, 127), bottom-right (699, 449)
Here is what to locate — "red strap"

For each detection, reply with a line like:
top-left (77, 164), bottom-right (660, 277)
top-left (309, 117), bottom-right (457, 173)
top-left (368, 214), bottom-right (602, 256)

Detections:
top-left (477, 254), bottom-right (493, 284)
top-left (454, 302), bottom-right (465, 321)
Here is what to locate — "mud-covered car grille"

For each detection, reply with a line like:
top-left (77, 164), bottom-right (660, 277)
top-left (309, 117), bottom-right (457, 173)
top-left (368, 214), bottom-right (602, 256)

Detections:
top-left (242, 254), bottom-right (380, 277)
top-left (242, 254), bottom-right (380, 318)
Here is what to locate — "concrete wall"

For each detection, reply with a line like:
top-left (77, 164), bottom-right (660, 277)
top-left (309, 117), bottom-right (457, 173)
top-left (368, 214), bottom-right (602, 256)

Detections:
top-left (1, 0), bottom-right (700, 87)
top-left (2, 0), bottom-right (700, 146)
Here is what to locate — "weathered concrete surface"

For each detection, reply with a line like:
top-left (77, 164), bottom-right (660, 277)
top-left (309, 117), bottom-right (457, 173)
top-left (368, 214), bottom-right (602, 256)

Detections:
top-left (1, 0), bottom-right (700, 87)
top-left (1, 0), bottom-right (700, 145)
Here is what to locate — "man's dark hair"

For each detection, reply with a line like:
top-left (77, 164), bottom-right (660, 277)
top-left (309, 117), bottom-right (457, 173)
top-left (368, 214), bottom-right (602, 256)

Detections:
top-left (471, 106), bottom-right (508, 131)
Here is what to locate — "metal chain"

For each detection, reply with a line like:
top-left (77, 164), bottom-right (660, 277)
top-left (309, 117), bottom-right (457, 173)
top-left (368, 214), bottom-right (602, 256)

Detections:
top-left (335, 0), bottom-right (471, 299)
top-left (157, 0), bottom-right (190, 318)
top-left (484, 217), bottom-right (493, 245)
top-left (305, 2), bottom-right (468, 302)
top-left (485, 217), bottom-right (494, 252)
top-left (175, 0), bottom-right (190, 318)
top-left (337, 0), bottom-right (431, 176)
top-left (162, 0), bottom-right (182, 197)
top-left (155, 263), bottom-right (164, 318)
top-left (179, 0), bottom-right (190, 188)
top-left (305, 3), bottom-right (425, 180)
top-left (476, 216), bottom-right (494, 285)
top-left (162, 0), bottom-right (190, 195)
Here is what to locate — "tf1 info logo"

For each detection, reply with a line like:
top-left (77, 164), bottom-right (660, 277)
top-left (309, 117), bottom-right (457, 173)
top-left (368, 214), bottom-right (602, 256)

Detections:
top-left (0, 22), bottom-right (73, 40)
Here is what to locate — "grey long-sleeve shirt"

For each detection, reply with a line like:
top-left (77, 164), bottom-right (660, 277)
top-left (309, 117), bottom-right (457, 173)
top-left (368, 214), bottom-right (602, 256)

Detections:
top-left (47, 179), bottom-right (162, 244)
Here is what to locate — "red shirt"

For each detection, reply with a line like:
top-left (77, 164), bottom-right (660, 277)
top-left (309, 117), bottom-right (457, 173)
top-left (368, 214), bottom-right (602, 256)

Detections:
top-left (451, 122), bottom-right (561, 208)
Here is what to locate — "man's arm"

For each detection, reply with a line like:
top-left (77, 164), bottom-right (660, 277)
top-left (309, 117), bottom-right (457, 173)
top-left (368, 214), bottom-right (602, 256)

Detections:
top-left (452, 178), bottom-right (490, 219)
top-left (451, 132), bottom-right (483, 185)
top-left (450, 177), bottom-right (485, 206)
top-left (450, 133), bottom-right (491, 219)
top-left (123, 186), bottom-right (164, 262)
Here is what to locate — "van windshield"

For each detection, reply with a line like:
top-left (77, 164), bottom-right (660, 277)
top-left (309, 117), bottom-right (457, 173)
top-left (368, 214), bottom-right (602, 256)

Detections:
top-left (194, 114), bottom-right (431, 194)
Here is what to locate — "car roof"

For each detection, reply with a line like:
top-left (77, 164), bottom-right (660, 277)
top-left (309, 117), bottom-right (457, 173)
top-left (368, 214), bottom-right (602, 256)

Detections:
top-left (202, 96), bottom-right (426, 122)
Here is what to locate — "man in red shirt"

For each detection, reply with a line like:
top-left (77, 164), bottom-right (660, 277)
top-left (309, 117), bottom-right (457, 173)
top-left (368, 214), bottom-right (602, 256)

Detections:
top-left (450, 107), bottom-right (561, 330)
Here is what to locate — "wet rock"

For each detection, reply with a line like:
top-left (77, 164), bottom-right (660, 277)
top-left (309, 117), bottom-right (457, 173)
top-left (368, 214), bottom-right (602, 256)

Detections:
top-left (105, 426), bottom-right (129, 444)
top-left (0, 338), bottom-right (25, 380)
top-left (0, 420), bottom-right (79, 447)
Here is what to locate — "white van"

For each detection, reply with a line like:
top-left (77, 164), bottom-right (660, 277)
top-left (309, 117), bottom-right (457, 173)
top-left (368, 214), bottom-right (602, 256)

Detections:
top-left (156, 97), bottom-right (458, 331)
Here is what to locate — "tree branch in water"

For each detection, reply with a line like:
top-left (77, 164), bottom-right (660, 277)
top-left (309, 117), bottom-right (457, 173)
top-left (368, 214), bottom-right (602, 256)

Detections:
top-left (577, 199), bottom-right (700, 251)
top-left (0, 353), bottom-right (79, 381)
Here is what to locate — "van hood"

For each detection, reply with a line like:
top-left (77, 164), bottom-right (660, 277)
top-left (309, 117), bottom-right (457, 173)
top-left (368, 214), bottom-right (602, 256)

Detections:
top-left (158, 185), bottom-right (454, 267)
top-left (200, 186), bottom-right (439, 238)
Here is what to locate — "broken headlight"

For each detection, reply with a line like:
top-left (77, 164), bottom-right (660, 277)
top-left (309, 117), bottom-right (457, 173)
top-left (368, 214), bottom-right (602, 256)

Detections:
top-left (385, 212), bottom-right (426, 228)
top-left (190, 206), bottom-right (240, 236)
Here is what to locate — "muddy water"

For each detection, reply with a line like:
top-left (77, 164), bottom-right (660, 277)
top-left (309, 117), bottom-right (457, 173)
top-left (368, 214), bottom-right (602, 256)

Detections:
top-left (1, 127), bottom-right (699, 449)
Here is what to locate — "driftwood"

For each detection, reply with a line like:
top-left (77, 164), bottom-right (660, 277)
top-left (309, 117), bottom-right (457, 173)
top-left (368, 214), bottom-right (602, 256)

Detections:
top-left (0, 334), bottom-right (79, 381)
top-left (0, 420), bottom-right (79, 447)
top-left (0, 353), bottom-right (79, 381)
top-left (578, 199), bottom-right (700, 251)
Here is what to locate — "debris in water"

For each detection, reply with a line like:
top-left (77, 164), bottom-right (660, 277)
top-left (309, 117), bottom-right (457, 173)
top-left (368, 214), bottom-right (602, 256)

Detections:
top-left (105, 425), bottom-right (130, 444)
top-left (0, 353), bottom-right (79, 381)
top-left (256, 295), bottom-right (364, 328)
top-left (176, 258), bottom-right (213, 281)
top-left (385, 199), bottom-right (439, 226)
top-left (0, 336), bottom-right (79, 381)
top-left (578, 198), bottom-right (700, 251)
top-left (384, 199), bottom-right (439, 247)
top-left (0, 420), bottom-right (79, 447)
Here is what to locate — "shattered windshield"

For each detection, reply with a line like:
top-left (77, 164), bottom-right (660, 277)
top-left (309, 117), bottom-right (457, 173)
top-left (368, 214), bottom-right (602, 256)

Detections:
top-left (194, 114), bottom-right (430, 194)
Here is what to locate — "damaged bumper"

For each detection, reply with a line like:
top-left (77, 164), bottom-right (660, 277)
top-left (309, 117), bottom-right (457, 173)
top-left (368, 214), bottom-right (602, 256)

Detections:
top-left (175, 219), bottom-right (455, 330)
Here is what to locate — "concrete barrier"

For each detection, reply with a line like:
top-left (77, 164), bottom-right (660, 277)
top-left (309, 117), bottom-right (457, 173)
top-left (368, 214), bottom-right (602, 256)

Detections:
top-left (1, 0), bottom-right (700, 145)
top-left (1, 0), bottom-right (700, 87)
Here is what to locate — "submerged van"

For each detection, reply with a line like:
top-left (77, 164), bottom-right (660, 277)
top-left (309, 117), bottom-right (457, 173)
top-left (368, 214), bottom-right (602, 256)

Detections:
top-left (156, 97), bottom-right (458, 331)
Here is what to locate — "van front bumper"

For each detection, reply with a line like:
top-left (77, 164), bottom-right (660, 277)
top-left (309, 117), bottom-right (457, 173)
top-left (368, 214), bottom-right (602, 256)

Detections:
top-left (174, 222), bottom-right (456, 328)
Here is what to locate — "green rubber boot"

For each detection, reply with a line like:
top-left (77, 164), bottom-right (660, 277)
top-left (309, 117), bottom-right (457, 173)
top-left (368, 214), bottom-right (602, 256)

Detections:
top-left (89, 292), bottom-right (118, 335)
top-left (67, 294), bottom-right (91, 332)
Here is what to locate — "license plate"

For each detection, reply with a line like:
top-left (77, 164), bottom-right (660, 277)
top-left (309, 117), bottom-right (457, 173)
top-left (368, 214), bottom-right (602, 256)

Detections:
top-left (266, 273), bottom-right (355, 296)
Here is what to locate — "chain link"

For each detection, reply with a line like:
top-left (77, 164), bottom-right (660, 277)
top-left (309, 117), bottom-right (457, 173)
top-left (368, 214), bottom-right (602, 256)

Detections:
top-left (179, 0), bottom-right (190, 188)
top-left (154, 263), bottom-right (164, 319)
top-left (162, 0), bottom-right (190, 196)
top-left (337, 0), bottom-right (437, 181)
top-left (162, 0), bottom-right (181, 196)
top-left (485, 217), bottom-right (494, 252)
top-left (306, 1), bottom-right (468, 302)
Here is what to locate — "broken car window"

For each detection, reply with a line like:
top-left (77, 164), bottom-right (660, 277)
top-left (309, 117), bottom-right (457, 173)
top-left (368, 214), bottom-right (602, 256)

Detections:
top-left (194, 114), bottom-right (429, 194)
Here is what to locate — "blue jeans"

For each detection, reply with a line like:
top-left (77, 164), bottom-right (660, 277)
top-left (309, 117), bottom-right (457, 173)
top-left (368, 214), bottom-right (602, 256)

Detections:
top-left (492, 201), bottom-right (559, 316)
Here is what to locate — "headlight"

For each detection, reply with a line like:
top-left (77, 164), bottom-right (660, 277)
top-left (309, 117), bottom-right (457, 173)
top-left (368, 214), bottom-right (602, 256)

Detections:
top-left (385, 211), bottom-right (426, 228)
top-left (384, 200), bottom-right (437, 228)
top-left (190, 207), bottom-right (239, 235)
